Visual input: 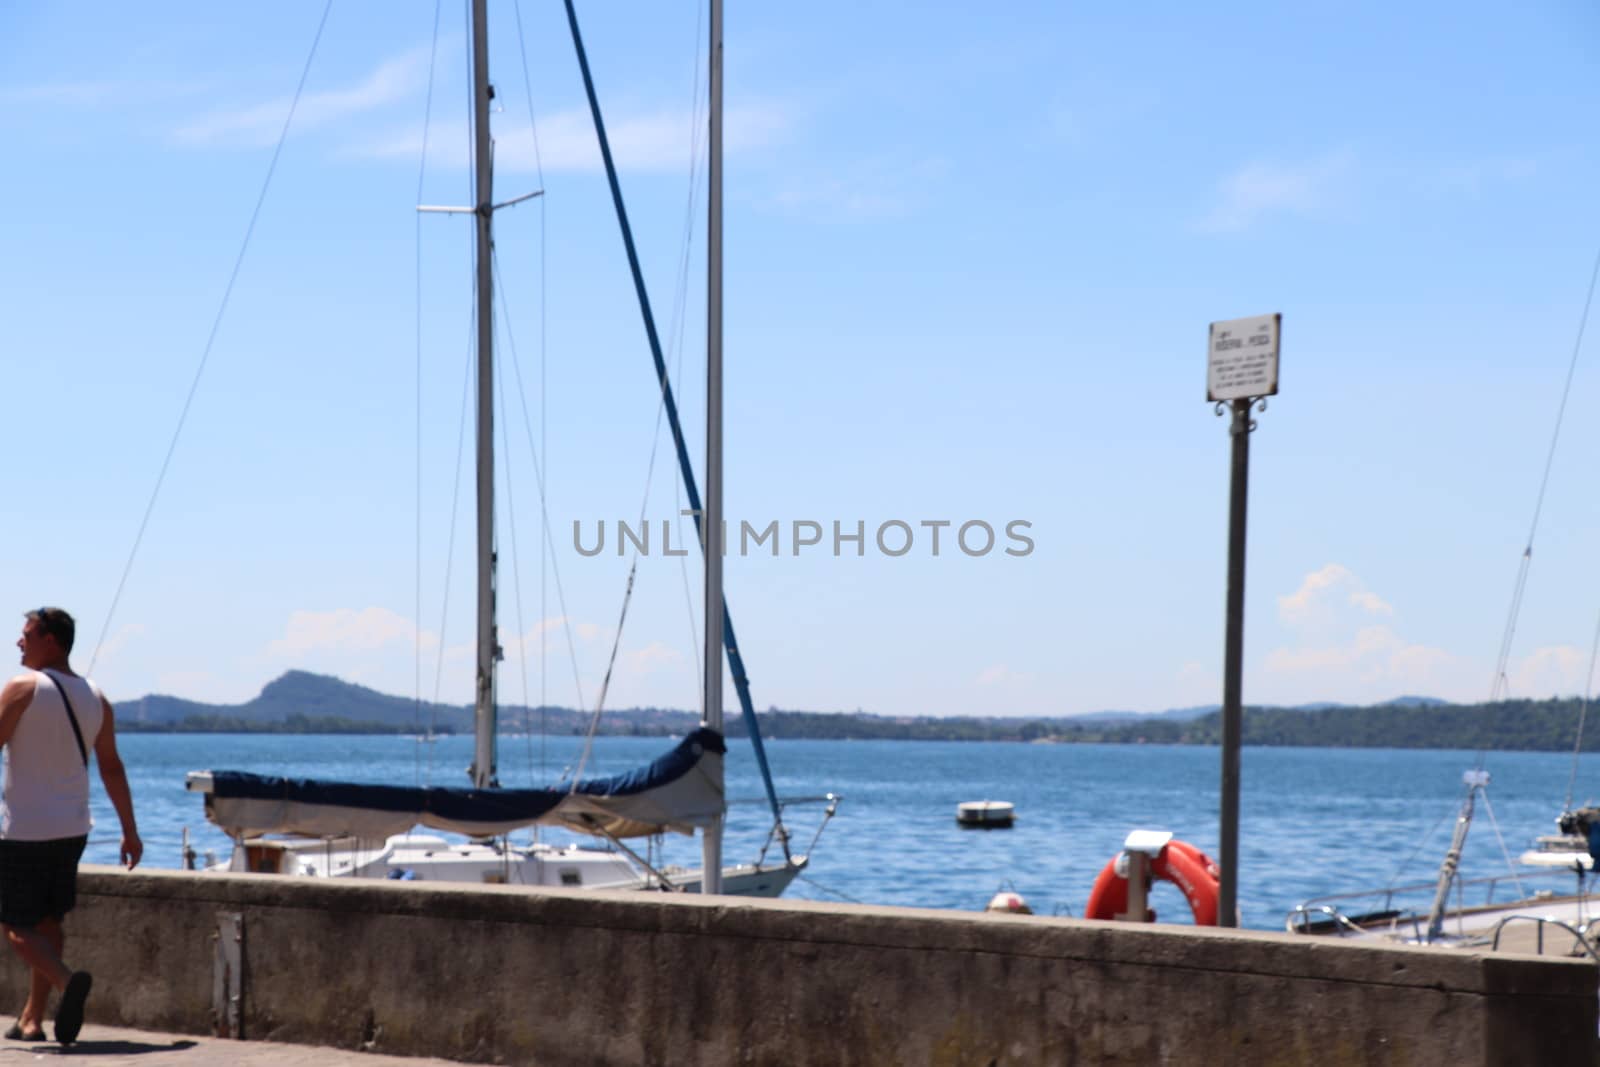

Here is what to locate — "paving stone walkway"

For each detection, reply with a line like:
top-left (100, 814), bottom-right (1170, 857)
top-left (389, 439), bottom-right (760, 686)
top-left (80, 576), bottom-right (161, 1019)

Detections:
top-left (0, 1024), bottom-right (462, 1064)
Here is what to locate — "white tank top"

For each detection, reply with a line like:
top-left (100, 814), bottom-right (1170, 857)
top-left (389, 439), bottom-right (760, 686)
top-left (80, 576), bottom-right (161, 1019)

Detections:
top-left (0, 670), bottom-right (105, 840)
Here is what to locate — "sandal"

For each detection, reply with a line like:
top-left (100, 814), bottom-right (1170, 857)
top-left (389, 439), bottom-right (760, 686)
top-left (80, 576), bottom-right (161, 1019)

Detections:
top-left (54, 972), bottom-right (91, 1046)
top-left (4, 1021), bottom-right (46, 1041)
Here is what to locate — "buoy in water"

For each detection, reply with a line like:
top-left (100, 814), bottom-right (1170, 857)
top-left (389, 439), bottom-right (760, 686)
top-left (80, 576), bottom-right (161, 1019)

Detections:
top-left (985, 889), bottom-right (1033, 915)
top-left (957, 800), bottom-right (1016, 829)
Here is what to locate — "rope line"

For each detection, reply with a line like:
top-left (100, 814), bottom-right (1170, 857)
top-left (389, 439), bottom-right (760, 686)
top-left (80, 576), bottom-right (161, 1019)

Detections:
top-left (88, 0), bottom-right (336, 673)
top-left (413, 0), bottom-right (446, 783)
top-left (796, 873), bottom-right (864, 905)
top-left (571, 4), bottom-right (711, 779)
top-left (1382, 804), bottom-right (1452, 888)
top-left (496, 251), bottom-right (588, 714)
top-left (494, 297), bottom-right (532, 754)
top-left (510, 0), bottom-right (549, 784)
top-left (568, 562), bottom-right (638, 789)
top-left (672, 3), bottom-right (709, 703)
top-left (1478, 790), bottom-right (1526, 901)
top-left (430, 335), bottom-right (475, 718)
top-left (1565, 607), bottom-right (1600, 810)
top-left (1486, 244), bottom-right (1600, 707)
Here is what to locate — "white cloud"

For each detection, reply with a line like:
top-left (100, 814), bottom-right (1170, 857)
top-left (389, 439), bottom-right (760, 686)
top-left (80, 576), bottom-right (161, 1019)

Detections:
top-left (358, 101), bottom-right (791, 175)
top-left (1349, 591), bottom-right (1394, 616)
top-left (1278, 563), bottom-right (1391, 626)
top-left (1509, 645), bottom-right (1586, 698)
top-left (1265, 624), bottom-right (1453, 687)
top-left (266, 607), bottom-right (428, 657)
top-left (1265, 566), bottom-right (1453, 699)
top-left (1197, 150), bottom-right (1354, 232)
top-left (173, 47), bottom-right (432, 146)
top-left (771, 154), bottom-right (946, 221)
top-left (624, 641), bottom-right (682, 674)
top-left (977, 664), bottom-right (1031, 686)
top-left (499, 616), bottom-right (576, 661)
top-left (88, 622), bottom-right (147, 669)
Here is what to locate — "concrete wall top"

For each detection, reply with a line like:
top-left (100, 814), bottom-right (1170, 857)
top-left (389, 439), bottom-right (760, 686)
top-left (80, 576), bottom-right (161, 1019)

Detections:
top-left (78, 864), bottom-right (1593, 1001)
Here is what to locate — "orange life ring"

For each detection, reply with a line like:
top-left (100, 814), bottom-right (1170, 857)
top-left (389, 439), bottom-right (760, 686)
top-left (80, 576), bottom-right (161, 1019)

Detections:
top-left (1084, 839), bottom-right (1221, 925)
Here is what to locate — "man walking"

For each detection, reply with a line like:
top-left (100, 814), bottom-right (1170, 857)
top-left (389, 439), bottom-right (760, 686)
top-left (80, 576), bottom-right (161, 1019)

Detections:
top-left (0, 608), bottom-right (140, 1045)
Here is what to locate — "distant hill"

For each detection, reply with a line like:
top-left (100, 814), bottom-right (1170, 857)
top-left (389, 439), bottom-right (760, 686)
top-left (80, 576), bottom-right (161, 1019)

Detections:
top-left (1061, 696), bottom-right (1446, 725)
top-left (1069, 704), bottom-right (1220, 725)
top-left (118, 672), bottom-right (1580, 751)
top-left (1079, 698), bottom-right (1589, 752)
top-left (118, 671), bottom-right (697, 736)
top-left (1382, 695), bottom-right (1449, 708)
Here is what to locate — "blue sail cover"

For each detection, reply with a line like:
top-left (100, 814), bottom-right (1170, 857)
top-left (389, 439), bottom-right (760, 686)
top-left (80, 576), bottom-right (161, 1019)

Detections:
top-left (200, 729), bottom-right (726, 840)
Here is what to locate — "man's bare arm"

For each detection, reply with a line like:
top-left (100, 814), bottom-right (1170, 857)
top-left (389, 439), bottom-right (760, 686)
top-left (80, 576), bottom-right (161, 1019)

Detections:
top-left (0, 674), bottom-right (34, 749)
top-left (93, 698), bottom-right (142, 869)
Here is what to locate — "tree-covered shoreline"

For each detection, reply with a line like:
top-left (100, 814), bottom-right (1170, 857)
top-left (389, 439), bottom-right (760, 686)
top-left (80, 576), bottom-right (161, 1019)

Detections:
top-left (116, 672), bottom-right (1597, 751)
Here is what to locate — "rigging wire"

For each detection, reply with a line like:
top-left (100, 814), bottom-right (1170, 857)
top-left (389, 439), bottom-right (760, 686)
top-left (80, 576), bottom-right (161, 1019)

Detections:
top-left (1478, 789), bottom-right (1527, 902)
top-left (496, 251), bottom-right (590, 715)
top-left (796, 873), bottom-right (864, 905)
top-left (88, 0), bottom-right (336, 674)
top-left (510, 0), bottom-right (550, 783)
top-left (427, 0), bottom-right (480, 782)
top-left (1565, 608), bottom-right (1600, 810)
top-left (493, 274), bottom-right (535, 768)
top-left (671, 0), bottom-right (710, 704)
top-left (569, 0), bottom-right (711, 777)
top-left (567, 563), bottom-right (638, 788)
top-left (428, 328), bottom-right (478, 776)
top-left (413, 0), bottom-right (447, 784)
top-left (1485, 245), bottom-right (1600, 714)
top-left (1382, 804), bottom-right (1453, 888)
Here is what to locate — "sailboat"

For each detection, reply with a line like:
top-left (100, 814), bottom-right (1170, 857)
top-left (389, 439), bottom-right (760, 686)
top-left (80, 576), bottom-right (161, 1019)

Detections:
top-left (186, 0), bottom-right (830, 897)
top-left (1286, 252), bottom-right (1600, 951)
top-left (1284, 768), bottom-right (1597, 950)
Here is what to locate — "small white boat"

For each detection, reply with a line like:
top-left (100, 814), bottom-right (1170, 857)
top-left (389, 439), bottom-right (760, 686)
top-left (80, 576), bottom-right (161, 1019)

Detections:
top-left (957, 800), bottom-right (1015, 829)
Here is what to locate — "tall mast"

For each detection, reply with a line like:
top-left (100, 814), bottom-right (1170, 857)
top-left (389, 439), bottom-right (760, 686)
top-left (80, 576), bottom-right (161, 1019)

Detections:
top-left (700, 0), bottom-right (725, 894)
top-left (469, 0), bottom-right (498, 789)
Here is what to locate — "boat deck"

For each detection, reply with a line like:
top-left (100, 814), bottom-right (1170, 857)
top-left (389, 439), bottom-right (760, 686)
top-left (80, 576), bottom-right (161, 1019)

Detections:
top-left (1481, 916), bottom-right (1596, 959)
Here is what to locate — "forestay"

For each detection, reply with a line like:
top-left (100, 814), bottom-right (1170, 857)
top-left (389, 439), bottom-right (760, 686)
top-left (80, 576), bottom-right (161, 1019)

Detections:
top-left (188, 729), bottom-right (725, 841)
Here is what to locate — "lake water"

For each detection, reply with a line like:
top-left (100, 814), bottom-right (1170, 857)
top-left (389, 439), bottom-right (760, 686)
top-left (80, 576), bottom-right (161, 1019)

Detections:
top-left (96, 734), bottom-right (1600, 931)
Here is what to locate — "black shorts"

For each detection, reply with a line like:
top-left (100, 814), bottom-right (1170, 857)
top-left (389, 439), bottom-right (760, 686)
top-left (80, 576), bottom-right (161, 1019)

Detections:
top-left (0, 836), bottom-right (88, 927)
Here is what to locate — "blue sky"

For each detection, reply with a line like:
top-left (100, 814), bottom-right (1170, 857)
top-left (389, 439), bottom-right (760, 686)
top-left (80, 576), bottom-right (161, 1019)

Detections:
top-left (1, 1), bottom-right (1597, 718)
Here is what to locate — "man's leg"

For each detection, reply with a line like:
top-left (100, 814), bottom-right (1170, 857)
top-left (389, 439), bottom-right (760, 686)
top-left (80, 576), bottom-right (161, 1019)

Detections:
top-left (15, 918), bottom-right (61, 1034)
top-left (2, 922), bottom-right (68, 997)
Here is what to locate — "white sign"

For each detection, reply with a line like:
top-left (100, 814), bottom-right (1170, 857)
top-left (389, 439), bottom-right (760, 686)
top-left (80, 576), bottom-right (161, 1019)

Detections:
top-left (1207, 313), bottom-right (1280, 401)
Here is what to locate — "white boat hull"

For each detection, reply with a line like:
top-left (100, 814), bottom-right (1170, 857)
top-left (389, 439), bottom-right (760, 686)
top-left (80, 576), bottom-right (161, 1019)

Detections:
top-left (218, 833), bottom-right (802, 898)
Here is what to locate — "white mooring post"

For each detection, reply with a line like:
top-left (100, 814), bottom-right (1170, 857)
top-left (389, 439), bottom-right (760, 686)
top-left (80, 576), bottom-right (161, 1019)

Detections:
top-left (1115, 830), bottom-right (1174, 922)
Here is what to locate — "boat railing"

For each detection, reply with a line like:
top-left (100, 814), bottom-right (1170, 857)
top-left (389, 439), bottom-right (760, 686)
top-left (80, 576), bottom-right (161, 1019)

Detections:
top-left (1489, 915), bottom-right (1600, 963)
top-left (752, 793), bottom-right (841, 868)
top-left (1283, 904), bottom-right (1370, 937)
top-left (1287, 866), bottom-right (1584, 937)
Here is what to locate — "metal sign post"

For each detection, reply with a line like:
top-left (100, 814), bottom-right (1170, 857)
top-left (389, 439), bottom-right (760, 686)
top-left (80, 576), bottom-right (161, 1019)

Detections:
top-left (1207, 313), bottom-right (1279, 928)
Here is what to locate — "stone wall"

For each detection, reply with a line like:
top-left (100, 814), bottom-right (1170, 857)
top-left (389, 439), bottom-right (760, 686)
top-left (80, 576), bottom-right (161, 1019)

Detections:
top-left (2, 866), bottom-right (1591, 1065)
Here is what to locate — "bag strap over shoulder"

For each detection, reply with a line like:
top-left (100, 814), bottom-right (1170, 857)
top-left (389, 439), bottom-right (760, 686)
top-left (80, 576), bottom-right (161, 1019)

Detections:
top-left (39, 670), bottom-right (89, 769)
